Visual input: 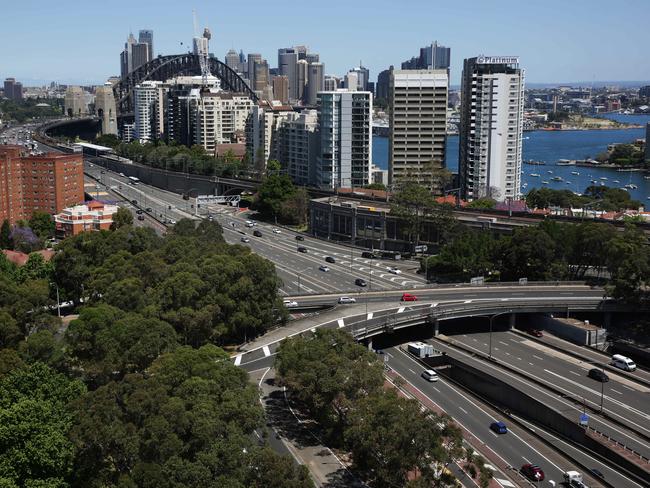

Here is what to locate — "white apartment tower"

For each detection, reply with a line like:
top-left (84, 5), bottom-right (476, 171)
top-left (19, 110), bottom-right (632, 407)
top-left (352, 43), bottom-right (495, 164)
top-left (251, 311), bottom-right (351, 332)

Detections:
top-left (317, 90), bottom-right (373, 189)
top-left (459, 56), bottom-right (525, 201)
top-left (388, 69), bottom-right (448, 189)
top-left (194, 91), bottom-right (254, 152)
top-left (134, 81), bottom-right (164, 143)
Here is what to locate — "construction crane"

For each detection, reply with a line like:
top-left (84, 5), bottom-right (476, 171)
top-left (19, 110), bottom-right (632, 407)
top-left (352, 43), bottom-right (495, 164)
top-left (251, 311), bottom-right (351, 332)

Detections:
top-left (192, 10), bottom-right (212, 86)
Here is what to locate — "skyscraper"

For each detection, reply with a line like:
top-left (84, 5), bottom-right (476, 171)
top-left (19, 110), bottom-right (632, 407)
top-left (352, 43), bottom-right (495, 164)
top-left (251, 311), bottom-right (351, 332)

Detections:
top-left (348, 64), bottom-right (370, 91)
top-left (131, 43), bottom-right (150, 71)
top-left (376, 68), bottom-right (392, 101)
top-left (134, 81), bottom-right (164, 143)
top-left (12, 82), bottom-right (23, 100)
top-left (225, 49), bottom-right (241, 72)
top-left (278, 49), bottom-right (298, 100)
top-left (3, 78), bottom-right (15, 99)
top-left (458, 56), bottom-right (525, 201)
top-left (253, 59), bottom-right (270, 92)
top-left (305, 63), bottom-right (324, 106)
top-left (272, 75), bottom-right (289, 104)
top-left (296, 59), bottom-right (309, 101)
top-left (317, 90), bottom-right (373, 189)
top-left (324, 76), bottom-right (339, 91)
top-left (247, 54), bottom-right (262, 89)
top-left (401, 41), bottom-right (451, 71)
top-left (389, 70), bottom-right (448, 190)
top-left (138, 29), bottom-right (154, 62)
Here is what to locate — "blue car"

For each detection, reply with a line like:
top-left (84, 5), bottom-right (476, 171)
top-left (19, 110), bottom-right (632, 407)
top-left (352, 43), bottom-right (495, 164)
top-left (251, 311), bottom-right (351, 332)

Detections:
top-left (490, 421), bottom-right (508, 434)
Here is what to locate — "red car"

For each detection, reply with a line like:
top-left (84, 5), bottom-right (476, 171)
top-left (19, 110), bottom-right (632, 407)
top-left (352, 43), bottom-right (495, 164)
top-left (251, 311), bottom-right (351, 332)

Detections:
top-left (521, 464), bottom-right (545, 482)
top-left (527, 329), bottom-right (543, 338)
top-left (401, 293), bottom-right (418, 302)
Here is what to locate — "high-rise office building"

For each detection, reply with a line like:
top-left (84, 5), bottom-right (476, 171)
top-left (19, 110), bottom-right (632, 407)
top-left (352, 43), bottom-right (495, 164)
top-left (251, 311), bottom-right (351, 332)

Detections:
top-left (272, 75), bottom-right (289, 104)
top-left (131, 43), bottom-right (150, 72)
top-left (138, 29), bottom-right (154, 62)
top-left (348, 64), bottom-right (370, 91)
top-left (247, 54), bottom-right (262, 88)
top-left (134, 81), bottom-right (165, 143)
top-left (458, 56), bottom-right (525, 201)
top-left (421, 41), bottom-right (451, 70)
top-left (305, 62), bottom-right (324, 106)
top-left (12, 82), bottom-right (23, 100)
top-left (389, 69), bottom-right (448, 190)
top-left (120, 33), bottom-right (137, 78)
top-left (376, 68), bottom-right (392, 101)
top-left (225, 49), bottom-right (241, 72)
top-left (3, 78), bottom-right (15, 99)
top-left (317, 90), bottom-right (373, 189)
top-left (324, 75), bottom-right (339, 91)
top-left (296, 60), bottom-right (309, 101)
top-left (253, 59), bottom-right (270, 92)
top-left (344, 72), bottom-right (358, 91)
top-left (278, 49), bottom-right (299, 100)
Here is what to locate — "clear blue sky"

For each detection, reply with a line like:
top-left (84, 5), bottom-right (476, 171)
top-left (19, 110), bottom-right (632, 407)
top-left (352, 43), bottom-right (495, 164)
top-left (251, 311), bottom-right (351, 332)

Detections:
top-left (2, 0), bottom-right (649, 87)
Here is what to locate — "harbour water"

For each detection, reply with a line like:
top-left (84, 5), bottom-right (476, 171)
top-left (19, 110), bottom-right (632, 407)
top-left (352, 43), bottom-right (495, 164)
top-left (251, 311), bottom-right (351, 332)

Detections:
top-left (372, 114), bottom-right (650, 202)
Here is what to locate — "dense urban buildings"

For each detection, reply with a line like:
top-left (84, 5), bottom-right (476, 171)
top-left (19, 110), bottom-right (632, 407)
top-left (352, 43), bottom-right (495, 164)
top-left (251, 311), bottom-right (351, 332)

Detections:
top-left (3, 78), bottom-right (23, 100)
top-left (138, 29), bottom-right (154, 62)
top-left (388, 69), bottom-right (449, 190)
top-left (317, 90), bottom-right (373, 189)
top-left (401, 41), bottom-right (451, 71)
top-left (0, 145), bottom-right (84, 225)
top-left (458, 56), bottom-right (525, 201)
top-left (54, 201), bottom-right (118, 238)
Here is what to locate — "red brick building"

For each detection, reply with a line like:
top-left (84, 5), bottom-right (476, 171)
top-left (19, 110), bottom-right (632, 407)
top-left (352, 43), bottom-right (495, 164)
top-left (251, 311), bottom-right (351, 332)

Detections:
top-left (0, 145), bottom-right (84, 224)
top-left (54, 200), bottom-right (118, 238)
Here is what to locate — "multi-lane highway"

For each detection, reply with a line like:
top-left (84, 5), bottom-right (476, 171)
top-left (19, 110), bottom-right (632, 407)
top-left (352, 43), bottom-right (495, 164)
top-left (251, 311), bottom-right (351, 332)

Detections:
top-left (83, 161), bottom-right (429, 295)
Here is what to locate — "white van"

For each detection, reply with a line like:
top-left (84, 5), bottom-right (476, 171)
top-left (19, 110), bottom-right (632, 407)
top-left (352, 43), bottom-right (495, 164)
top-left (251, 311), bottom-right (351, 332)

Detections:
top-left (611, 354), bottom-right (637, 372)
top-left (421, 369), bottom-right (439, 382)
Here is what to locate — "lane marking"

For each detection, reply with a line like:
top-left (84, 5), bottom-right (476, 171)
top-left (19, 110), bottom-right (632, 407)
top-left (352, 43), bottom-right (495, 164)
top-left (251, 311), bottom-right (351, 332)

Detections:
top-left (337, 318), bottom-right (345, 328)
top-left (458, 406), bottom-right (468, 414)
top-left (397, 307), bottom-right (405, 314)
top-left (408, 368), bottom-right (416, 375)
top-left (367, 312), bottom-right (374, 320)
top-left (611, 389), bottom-right (623, 395)
top-left (262, 346), bottom-right (271, 357)
top-left (533, 355), bottom-right (544, 361)
top-left (234, 354), bottom-right (242, 366)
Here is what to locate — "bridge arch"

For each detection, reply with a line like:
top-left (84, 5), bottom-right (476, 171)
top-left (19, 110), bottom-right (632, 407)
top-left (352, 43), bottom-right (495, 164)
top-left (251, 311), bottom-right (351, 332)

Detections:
top-left (113, 54), bottom-right (258, 117)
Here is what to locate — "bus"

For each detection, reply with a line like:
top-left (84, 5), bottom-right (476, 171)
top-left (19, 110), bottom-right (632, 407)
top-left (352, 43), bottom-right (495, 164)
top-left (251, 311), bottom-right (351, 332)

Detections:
top-left (128, 176), bottom-right (140, 185)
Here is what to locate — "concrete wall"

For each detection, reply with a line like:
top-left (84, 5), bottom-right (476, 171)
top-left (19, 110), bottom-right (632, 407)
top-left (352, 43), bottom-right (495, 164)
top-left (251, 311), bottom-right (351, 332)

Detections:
top-left (536, 315), bottom-right (607, 346)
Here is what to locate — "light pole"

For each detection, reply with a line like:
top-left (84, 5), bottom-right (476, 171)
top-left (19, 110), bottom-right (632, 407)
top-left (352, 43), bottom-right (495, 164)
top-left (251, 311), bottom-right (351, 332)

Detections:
top-left (296, 267), bottom-right (310, 295)
top-left (50, 282), bottom-right (61, 318)
top-left (488, 310), bottom-right (513, 360)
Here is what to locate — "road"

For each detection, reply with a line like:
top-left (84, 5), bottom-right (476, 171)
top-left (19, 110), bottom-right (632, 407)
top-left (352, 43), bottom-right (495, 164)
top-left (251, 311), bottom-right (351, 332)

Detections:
top-left (83, 160), bottom-right (429, 295)
top-left (449, 330), bottom-right (650, 436)
top-left (385, 345), bottom-right (637, 488)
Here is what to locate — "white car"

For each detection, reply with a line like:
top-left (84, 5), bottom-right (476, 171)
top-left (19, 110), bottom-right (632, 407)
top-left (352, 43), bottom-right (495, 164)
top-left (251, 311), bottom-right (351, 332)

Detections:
top-left (319, 265), bottom-right (330, 272)
top-left (387, 267), bottom-right (402, 274)
top-left (272, 228), bottom-right (281, 234)
top-left (240, 236), bottom-right (250, 243)
top-left (283, 299), bottom-right (299, 308)
top-left (338, 296), bottom-right (357, 304)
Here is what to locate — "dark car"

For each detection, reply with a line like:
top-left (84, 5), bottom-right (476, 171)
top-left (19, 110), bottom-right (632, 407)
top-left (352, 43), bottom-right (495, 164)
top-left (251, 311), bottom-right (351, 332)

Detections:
top-left (131, 199), bottom-right (138, 205)
top-left (490, 421), bottom-right (508, 434)
top-left (527, 329), bottom-right (543, 338)
top-left (100, 170), bottom-right (106, 174)
top-left (589, 468), bottom-right (604, 479)
top-left (297, 246), bottom-right (308, 253)
top-left (253, 230), bottom-right (263, 237)
top-left (588, 368), bottom-right (609, 382)
top-left (145, 207), bottom-right (152, 212)
top-left (355, 278), bottom-right (367, 287)
top-left (136, 209), bottom-right (143, 215)
top-left (521, 464), bottom-right (544, 482)
top-left (137, 215), bottom-right (145, 221)
top-left (295, 235), bottom-right (305, 241)
top-left (361, 251), bottom-right (375, 259)
top-left (325, 256), bottom-right (336, 263)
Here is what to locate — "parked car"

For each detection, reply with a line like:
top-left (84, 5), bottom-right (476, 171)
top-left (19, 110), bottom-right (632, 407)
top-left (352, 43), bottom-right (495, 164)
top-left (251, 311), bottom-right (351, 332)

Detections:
top-left (387, 266), bottom-right (402, 274)
top-left (253, 230), bottom-right (263, 237)
top-left (319, 265), bottom-right (330, 272)
top-left (297, 246), bottom-right (308, 253)
top-left (521, 464), bottom-right (544, 482)
top-left (272, 228), bottom-right (281, 234)
top-left (295, 235), bottom-right (305, 241)
top-left (490, 421), bottom-right (508, 434)
top-left (527, 329), bottom-right (543, 338)
top-left (587, 368), bottom-right (609, 382)
top-left (136, 209), bottom-right (143, 215)
top-left (401, 293), bottom-right (418, 302)
top-left (241, 236), bottom-right (250, 243)
top-left (137, 215), bottom-right (145, 221)
top-left (145, 207), bottom-right (152, 212)
top-left (131, 199), bottom-right (138, 205)
top-left (338, 296), bottom-right (356, 304)
top-left (355, 278), bottom-right (367, 287)
top-left (325, 256), bottom-right (336, 263)
top-left (283, 299), bottom-right (298, 308)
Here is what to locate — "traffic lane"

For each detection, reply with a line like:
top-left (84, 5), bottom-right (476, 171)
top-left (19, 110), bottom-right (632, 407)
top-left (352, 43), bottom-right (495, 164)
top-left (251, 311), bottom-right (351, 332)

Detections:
top-left (449, 331), bottom-right (650, 436)
top-left (430, 338), bottom-right (650, 459)
top-left (480, 331), bottom-right (650, 415)
top-left (386, 346), bottom-right (574, 486)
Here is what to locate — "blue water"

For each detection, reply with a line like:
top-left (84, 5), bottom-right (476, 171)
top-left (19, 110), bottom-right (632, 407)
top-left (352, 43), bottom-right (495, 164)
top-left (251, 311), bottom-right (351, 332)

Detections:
top-left (372, 113), bottom-right (650, 202)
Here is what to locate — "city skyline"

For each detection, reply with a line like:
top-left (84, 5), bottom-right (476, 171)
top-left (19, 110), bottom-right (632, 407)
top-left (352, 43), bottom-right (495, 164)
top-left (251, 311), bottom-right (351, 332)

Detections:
top-left (1, 0), bottom-right (649, 87)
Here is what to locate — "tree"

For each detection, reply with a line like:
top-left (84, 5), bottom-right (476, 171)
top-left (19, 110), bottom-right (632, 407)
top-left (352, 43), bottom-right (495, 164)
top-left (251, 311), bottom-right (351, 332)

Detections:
top-left (94, 134), bottom-right (120, 149)
top-left (497, 227), bottom-right (558, 281)
top-left (466, 197), bottom-right (496, 209)
top-left (0, 219), bottom-right (12, 249)
top-left (275, 329), bottom-right (384, 444)
top-left (29, 210), bottom-right (55, 242)
top-left (390, 182), bottom-right (435, 250)
top-left (110, 207), bottom-right (133, 230)
top-left (345, 390), bottom-right (447, 487)
top-left (0, 362), bottom-right (85, 487)
top-left (254, 173), bottom-right (296, 223)
top-left (9, 226), bottom-right (41, 253)
top-left (425, 230), bottom-right (497, 281)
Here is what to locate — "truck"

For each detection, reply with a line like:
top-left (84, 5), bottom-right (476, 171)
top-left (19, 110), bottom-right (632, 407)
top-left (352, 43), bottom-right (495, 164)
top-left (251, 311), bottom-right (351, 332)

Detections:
top-left (407, 342), bottom-right (435, 358)
top-left (564, 471), bottom-right (587, 487)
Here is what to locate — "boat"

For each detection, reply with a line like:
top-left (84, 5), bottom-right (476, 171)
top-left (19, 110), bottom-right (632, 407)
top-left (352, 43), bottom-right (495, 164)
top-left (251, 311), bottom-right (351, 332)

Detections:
top-left (600, 182), bottom-right (605, 186)
top-left (591, 180), bottom-right (598, 184)
top-left (542, 180), bottom-right (549, 184)
top-left (599, 177), bottom-right (608, 180)
top-left (530, 173), bottom-right (540, 177)
top-left (645, 176), bottom-right (650, 180)
top-left (557, 159), bottom-right (576, 166)
top-left (571, 171), bottom-right (580, 176)
top-left (625, 183), bottom-right (638, 189)
top-left (613, 180), bottom-right (620, 183)
top-left (547, 170), bottom-right (554, 174)
top-left (566, 181), bottom-right (571, 185)
top-left (525, 160), bottom-right (545, 165)
top-left (551, 176), bottom-right (564, 182)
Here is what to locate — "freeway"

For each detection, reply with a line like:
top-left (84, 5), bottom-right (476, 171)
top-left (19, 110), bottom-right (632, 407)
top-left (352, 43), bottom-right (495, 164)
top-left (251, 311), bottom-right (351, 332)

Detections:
top-left (385, 346), bottom-right (624, 488)
top-left (83, 161), bottom-right (428, 295)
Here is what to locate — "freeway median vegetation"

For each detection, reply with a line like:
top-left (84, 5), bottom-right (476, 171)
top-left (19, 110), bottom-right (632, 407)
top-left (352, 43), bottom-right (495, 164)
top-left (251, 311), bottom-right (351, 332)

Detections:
top-left (275, 329), bottom-right (494, 488)
top-left (0, 217), bottom-right (316, 487)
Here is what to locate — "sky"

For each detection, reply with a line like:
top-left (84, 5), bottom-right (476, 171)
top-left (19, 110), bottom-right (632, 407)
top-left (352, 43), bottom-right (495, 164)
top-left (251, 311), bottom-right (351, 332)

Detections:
top-left (2, 0), bottom-right (649, 87)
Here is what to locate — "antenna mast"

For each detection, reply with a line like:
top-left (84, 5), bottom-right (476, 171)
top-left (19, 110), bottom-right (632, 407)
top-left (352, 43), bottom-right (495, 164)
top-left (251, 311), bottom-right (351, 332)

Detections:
top-left (192, 10), bottom-right (212, 86)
